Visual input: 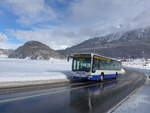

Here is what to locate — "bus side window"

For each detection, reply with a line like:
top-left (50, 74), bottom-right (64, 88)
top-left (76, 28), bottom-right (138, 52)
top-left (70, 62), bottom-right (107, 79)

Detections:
top-left (92, 58), bottom-right (101, 72)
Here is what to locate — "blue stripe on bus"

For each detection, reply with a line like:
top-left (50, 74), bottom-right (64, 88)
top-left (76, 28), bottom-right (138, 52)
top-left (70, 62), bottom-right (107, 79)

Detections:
top-left (103, 74), bottom-right (117, 79)
top-left (71, 74), bottom-right (121, 81)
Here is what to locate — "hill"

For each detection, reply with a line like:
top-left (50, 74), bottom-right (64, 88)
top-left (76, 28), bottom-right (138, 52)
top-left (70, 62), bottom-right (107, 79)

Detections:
top-left (9, 41), bottom-right (64, 60)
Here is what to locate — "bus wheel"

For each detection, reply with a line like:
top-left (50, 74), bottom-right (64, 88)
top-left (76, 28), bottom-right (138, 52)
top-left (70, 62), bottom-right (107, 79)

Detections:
top-left (115, 72), bottom-right (118, 79)
top-left (101, 72), bottom-right (104, 81)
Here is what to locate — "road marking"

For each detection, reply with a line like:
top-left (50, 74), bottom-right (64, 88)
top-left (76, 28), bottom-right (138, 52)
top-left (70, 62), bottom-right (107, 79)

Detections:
top-left (0, 82), bottom-right (100, 104)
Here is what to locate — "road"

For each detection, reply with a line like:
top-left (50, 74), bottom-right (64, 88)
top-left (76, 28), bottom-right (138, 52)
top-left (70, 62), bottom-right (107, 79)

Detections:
top-left (0, 68), bottom-right (146, 113)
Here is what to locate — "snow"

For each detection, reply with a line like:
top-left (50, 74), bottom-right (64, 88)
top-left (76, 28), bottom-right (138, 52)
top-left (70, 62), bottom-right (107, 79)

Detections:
top-left (123, 59), bottom-right (150, 70)
top-left (112, 80), bottom-right (150, 113)
top-left (0, 58), bottom-right (149, 83)
top-left (1, 57), bottom-right (150, 112)
top-left (0, 55), bottom-right (8, 58)
top-left (0, 58), bottom-right (71, 83)
top-left (111, 59), bottom-right (150, 113)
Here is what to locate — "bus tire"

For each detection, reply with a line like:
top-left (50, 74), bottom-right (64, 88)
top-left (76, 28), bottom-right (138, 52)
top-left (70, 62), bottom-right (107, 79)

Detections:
top-left (101, 72), bottom-right (104, 81)
top-left (115, 72), bottom-right (118, 79)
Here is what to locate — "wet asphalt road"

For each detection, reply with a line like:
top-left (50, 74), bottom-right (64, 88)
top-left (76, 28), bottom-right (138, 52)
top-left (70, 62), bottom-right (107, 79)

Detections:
top-left (0, 68), bottom-right (146, 113)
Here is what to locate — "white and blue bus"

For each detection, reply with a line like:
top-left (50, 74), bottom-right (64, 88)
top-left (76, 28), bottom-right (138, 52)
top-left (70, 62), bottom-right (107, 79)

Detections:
top-left (69, 53), bottom-right (125, 81)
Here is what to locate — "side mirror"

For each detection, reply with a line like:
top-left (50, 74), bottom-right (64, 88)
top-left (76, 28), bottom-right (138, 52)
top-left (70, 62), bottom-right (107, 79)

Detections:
top-left (67, 56), bottom-right (70, 62)
top-left (92, 68), bottom-right (96, 73)
top-left (67, 56), bottom-right (73, 62)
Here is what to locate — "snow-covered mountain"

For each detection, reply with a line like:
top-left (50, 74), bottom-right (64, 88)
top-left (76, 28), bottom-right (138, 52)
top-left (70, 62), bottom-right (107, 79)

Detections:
top-left (59, 27), bottom-right (150, 58)
top-left (9, 41), bottom-right (65, 60)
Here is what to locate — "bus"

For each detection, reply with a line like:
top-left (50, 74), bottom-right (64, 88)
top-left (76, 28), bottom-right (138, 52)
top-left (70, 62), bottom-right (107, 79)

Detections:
top-left (68, 53), bottom-right (125, 81)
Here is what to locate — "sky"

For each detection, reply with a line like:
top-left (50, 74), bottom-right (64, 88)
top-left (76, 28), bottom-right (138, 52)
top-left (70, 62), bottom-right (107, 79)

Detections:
top-left (0, 0), bottom-right (150, 50)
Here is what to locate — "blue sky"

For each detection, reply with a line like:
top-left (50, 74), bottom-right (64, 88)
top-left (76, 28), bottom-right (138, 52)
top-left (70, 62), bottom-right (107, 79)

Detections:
top-left (0, 0), bottom-right (150, 50)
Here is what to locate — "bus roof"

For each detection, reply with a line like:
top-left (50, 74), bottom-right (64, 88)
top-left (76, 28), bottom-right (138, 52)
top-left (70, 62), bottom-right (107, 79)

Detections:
top-left (72, 53), bottom-right (120, 62)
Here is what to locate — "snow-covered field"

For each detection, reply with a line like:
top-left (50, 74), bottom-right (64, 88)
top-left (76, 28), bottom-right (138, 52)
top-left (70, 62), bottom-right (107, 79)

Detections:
top-left (0, 58), bottom-right (149, 83)
top-left (0, 57), bottom-right (71, 83)
top-left (0, 57), bottom-right (149, 82)
top-left (123, 59), bottom-right (150, 70)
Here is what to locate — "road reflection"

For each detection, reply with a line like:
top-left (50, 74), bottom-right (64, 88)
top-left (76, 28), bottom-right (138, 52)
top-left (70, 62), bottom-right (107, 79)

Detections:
top-left (70, 80), bottom-right (118, 113)
top-left (0, 80), bottom-right (118, 113)
top-left (0, 69), bottom-right (144, 113)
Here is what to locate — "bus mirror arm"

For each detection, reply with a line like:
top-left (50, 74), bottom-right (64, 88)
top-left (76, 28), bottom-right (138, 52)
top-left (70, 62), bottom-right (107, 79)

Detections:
top-left (67, 56), bottom-right (73, 62)
top-left (92, 67), bottom-right (96, 73)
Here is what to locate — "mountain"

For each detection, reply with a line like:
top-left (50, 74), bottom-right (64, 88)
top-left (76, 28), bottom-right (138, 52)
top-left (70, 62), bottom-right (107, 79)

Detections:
top-left (9, 41), bottom-right (65, 60)
top-left (0, 49), bottom-right (13, 57)
top-left (58, 27), bottom-right (150, 58)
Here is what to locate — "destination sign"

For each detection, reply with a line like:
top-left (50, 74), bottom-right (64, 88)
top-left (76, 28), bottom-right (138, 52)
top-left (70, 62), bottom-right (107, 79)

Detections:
top-left (93, 55), bottom-right (112, 61)
top-left (74, 54), bottom-right (91, 58)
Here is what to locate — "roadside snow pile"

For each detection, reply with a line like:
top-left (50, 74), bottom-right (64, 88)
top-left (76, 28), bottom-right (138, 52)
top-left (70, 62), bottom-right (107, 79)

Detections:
top-left (0, 55), bottom-right (8, 58)
top-left (0, 58), bottom-right (71, 83)
top-left (122, 59), bottom-right (150, 70)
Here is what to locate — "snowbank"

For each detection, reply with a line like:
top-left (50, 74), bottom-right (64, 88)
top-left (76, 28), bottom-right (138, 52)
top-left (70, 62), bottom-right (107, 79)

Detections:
top-left (0, 58), bottom-right (71, 83)
top-left (0, 55), bottom-right (8, 58)
top-left (123, 59), bottom-right (150, 70)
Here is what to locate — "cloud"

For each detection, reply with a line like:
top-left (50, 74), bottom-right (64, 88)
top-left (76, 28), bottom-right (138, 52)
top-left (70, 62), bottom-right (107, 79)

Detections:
top-left (1, 0), bottom-right (150, 50)
top-left (0, 42), bottom-right (20, 49)
top-left (3, 0), bottom-right (57, 25)
top-left (69, 0), bottom-right (150, 31)
top-left (0, 33), bottom-right (20, 49)
top-left (8, 25), bottom-right (118, 50)
top-left (8, 27), bottom-right (88, 50)
top-left (8, 25), bottom-right (121, 50)
top-left (0, 33), bottom-right (8, 42)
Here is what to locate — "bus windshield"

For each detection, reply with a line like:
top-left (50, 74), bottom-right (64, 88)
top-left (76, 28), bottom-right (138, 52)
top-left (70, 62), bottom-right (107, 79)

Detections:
top-left (72, 58), bottom-right (91, 72)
